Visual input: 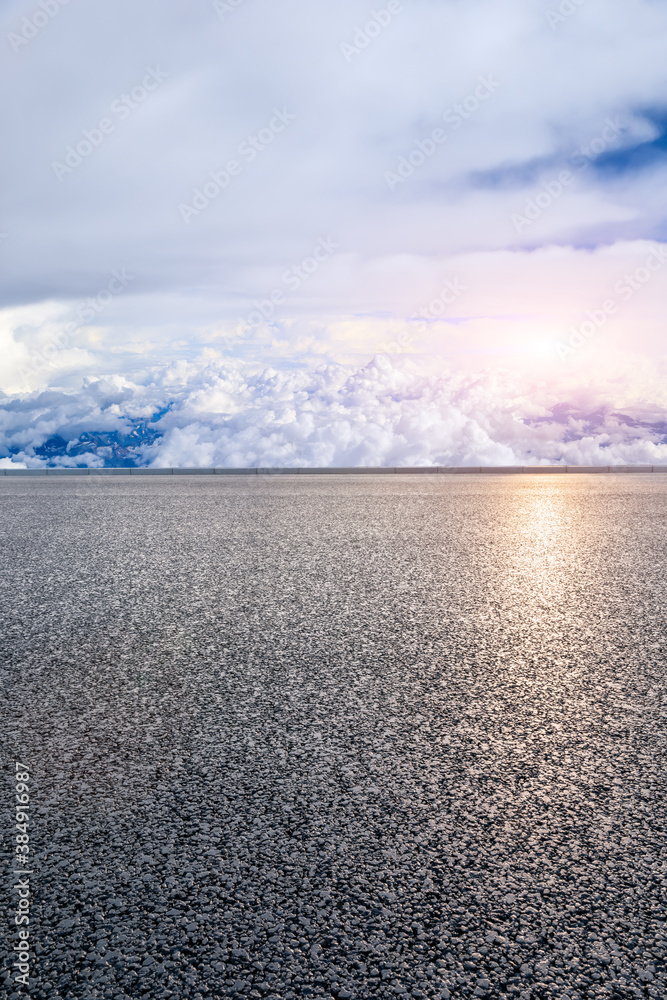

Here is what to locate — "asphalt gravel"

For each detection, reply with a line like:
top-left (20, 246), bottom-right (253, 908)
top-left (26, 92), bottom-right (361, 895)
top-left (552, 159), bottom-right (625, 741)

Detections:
top-left (1, 474), bottom-right (666, 1000)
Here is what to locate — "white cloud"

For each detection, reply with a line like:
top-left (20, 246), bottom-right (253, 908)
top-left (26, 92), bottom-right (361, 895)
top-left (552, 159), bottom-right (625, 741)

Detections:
top-left (2, 356), bottom-right (666, 469)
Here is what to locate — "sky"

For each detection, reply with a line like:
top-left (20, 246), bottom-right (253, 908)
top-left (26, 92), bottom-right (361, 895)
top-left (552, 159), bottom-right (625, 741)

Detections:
top-left (1, 0), bottom-right (667, 467)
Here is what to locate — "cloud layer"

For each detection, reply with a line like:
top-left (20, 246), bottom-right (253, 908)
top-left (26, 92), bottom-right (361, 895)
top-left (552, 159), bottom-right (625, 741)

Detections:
top-left (2, 357), bottom-right (667, 469)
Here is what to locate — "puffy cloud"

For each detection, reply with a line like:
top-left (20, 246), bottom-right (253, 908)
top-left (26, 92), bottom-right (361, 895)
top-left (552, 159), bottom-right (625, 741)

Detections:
top-left (1, 357), bottom-right (666, 469)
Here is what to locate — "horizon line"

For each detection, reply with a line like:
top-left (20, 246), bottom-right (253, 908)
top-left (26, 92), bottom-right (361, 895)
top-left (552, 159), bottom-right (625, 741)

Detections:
top-left (2, 465), bottom-right (667, 477)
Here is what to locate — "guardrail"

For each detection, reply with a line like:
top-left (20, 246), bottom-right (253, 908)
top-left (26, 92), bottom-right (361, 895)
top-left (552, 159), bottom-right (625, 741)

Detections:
top-left (2, 466), bottom-right (667, 476)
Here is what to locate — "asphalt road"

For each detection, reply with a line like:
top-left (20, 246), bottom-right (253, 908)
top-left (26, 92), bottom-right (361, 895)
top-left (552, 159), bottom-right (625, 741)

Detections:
top-left (1, 475), bottom-right (666, 1000)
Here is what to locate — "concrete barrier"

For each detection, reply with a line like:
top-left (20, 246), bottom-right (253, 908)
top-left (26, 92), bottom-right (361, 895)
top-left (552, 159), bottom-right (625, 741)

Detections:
top-left (394, 467), bottom-right (439, 474)
top-left (88, 468), bottom-right (133, 476)
top-left (129, 468), bottom-right (172, 475)
top-left (255, 467), bottom-right (310, 475)
top-left (41, 468), bottom-right (89, 476)
top-left (2, 466), bottom-right (667, 476)
top-left (565, 466), bottom-right (609, 473)
top-left (437, 467), bottom-right (482, 474)
top-left (6, 468), bottom-right (47, 475)
top-left (479, 467), bottom-right (524, 474)
top-left (172, 468), bottom-right (215, 475)
top-left (520, 466), bottom-right (566, 474)
top-left (214, 468), bottom-right (261, 475)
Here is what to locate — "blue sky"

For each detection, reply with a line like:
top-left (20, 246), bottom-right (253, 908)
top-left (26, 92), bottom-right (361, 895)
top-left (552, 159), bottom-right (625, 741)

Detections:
top-left (1, 0), bottom-right (667, 467)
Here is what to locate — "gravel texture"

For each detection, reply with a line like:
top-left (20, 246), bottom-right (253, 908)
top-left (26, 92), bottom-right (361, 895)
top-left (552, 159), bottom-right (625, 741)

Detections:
top-left (1, 474), bottom-right (666, 1000)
